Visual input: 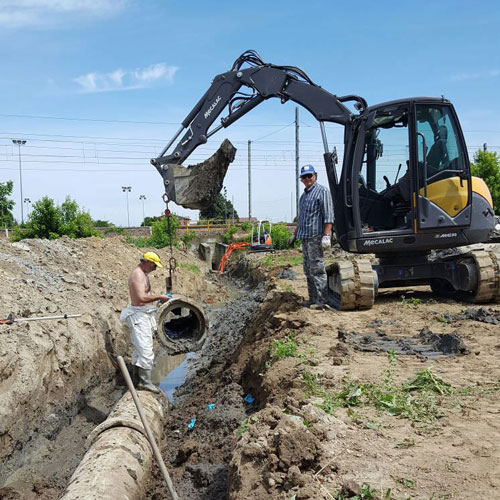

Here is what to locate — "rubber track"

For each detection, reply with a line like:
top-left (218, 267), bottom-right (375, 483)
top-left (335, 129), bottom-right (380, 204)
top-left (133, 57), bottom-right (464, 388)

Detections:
top-left (355, 259), bottom-right (376, 310)
top-left (471, 250), bottom-right (497, 303)
top-left (328, 260), bottom-right (356, 311)
top-left (328, 259), bottom-right (375, 311)
top-left (487, 246), bottom-right (500, 302)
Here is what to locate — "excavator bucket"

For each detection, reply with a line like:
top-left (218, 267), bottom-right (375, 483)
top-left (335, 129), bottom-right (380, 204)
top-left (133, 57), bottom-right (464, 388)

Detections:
top-left (162, 139), bottom-right (236, 210)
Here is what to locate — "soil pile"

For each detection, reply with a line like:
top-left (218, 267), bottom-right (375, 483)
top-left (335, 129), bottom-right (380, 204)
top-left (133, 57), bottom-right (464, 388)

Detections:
top-left (0, 236), bottom-right (218, 498)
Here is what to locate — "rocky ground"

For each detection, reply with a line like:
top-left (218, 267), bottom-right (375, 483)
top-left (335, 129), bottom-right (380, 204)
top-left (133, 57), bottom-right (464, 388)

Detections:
top-left (0, 237), bottom-right (499, 500)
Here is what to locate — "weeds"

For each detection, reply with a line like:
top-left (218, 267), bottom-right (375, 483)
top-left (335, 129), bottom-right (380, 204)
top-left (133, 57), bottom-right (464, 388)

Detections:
top-left (335, 483), bottom-right (448, 500)
top-left (269, 333), bottom-right (301, 360)
top-left (302, 352), bottom-right (453, 423)
top-left (391, 476), bottom-right (416, 489)
top-left (399, 295), bottom-right (422, 307)
top-left (236, 415), bottom-right (257, 435)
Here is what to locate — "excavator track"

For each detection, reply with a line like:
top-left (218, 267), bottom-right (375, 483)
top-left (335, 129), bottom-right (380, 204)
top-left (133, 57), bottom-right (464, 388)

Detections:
top-left (470, 249), bottom-right (498, 303)
top-left (487, 246), bottom-right (500, 302)
top-left (327, 259), bottom-right (375, 311)
top-left (430, 245), bottom-right (500, 303)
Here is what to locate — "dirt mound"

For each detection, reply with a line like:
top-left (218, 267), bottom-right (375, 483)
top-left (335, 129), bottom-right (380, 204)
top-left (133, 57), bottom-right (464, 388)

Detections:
top-left (0, 236), bottom-right (218, 497)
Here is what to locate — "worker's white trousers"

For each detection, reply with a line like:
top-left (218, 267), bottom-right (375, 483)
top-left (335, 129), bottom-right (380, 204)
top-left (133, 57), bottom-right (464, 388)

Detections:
top-left (120, 305), bottom-right (157, 370)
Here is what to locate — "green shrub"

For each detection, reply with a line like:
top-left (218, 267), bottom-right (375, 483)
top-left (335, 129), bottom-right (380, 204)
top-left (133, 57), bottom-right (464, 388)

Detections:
top-left (270, 223), bottom-right (292, 250)
top-left (223, 225), bottom-right (238, 243)
top-left (149, 215), bottom-right (178, 248)
top-left (182, 230), bottom-right (197, 247)
top-left (128, 215), bottom-right (179, 249)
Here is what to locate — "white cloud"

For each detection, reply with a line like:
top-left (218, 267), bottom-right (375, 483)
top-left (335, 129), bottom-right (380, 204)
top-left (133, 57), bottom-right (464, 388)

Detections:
top-left (449, 69), bottom-right (499, 81)
top-left (0, 0), bottom-right (126, 28)
top-left (74, 63), bottom-right (179, 93)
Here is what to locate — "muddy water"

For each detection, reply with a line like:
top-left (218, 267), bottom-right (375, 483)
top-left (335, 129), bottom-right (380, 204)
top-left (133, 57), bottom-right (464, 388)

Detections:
top-left (154, 351), bottom-right (196, 402)
top-left (145, 282), bottom-right (267, 499)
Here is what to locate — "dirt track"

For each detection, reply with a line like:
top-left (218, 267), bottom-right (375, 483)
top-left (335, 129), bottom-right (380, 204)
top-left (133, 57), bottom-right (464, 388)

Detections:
top-left (1, 238), bottom-right (499, 499)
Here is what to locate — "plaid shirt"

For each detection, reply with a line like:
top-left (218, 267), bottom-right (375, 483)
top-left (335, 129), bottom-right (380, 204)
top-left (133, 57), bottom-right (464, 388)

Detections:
top-left (297, 182), bottom-right (334, 239)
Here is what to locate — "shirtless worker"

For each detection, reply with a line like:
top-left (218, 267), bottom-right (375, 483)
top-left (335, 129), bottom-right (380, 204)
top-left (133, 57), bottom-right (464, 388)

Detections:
top-left (120, 252), bottom-right (169, 393)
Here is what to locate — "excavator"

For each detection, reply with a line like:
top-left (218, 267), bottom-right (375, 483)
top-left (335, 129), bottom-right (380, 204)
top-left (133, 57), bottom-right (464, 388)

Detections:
top-left (151, 50), bottom-right (500, 310)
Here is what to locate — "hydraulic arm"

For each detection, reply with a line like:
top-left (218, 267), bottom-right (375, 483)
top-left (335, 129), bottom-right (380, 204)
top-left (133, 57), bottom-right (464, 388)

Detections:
top-left (151, 50), bottom-right (366, 208)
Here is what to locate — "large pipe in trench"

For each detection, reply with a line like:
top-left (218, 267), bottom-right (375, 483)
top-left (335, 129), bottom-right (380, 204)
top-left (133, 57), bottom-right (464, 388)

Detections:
top-left (60, 390), bottom-right (166, 500)
top-left (61, 296), bottom-right (207, 499)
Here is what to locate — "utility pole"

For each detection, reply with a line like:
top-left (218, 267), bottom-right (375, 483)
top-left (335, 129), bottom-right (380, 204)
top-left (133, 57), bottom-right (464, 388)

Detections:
top-left (295, 107), bottom-right (299, 220)
top-left (122, 186), bottom-right (132, 227)
top-left (12, 139), bottom-right (26, 224)
top-left (139, 195), bottom-right (146, 225)
top-left (223, 186), bottom-right (228, 223)
top-left (232, 195), bottom-right (235, 224)
top-left (248, 140), bottom-right (252, 220)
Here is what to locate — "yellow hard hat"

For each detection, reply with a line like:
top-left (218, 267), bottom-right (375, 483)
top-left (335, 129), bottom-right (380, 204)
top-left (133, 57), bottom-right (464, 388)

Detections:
top-left (142, 251), bottom-right (163, 268)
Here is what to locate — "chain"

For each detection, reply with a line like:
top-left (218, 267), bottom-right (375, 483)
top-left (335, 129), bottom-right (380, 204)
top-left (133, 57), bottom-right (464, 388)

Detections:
top-left (162, 194), bottom-right (177, 292)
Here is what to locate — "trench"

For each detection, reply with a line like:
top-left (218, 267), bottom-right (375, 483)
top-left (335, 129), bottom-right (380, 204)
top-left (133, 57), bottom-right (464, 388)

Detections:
top-left (145, 279), bottom-right (268, 499)
top-left (0, 259), bottom-right (270, 500)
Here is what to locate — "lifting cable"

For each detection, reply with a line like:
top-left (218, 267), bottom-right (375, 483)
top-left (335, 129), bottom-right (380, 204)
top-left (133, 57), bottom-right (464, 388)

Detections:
top-left (162, 193), bottom-right (176, 293)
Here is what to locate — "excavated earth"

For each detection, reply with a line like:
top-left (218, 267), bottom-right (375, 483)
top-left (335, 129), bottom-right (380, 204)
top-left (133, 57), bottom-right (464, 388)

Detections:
top-left (1, 237), bottom-right (500, 500)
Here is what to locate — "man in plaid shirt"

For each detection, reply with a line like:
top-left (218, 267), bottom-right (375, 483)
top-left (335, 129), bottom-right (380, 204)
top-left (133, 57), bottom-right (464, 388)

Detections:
top-left (290, 164), bottom-right (334, 309)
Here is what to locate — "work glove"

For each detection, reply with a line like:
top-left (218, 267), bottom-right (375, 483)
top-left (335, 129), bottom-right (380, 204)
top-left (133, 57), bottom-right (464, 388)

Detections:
top-left (288, 235), bottom-right (297, 248)
top-left (321, 235), bottom-right (331, 250)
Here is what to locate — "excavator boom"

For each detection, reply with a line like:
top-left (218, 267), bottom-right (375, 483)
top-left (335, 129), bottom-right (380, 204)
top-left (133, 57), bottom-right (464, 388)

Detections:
top-left (151, 50), bottom-right (365, 209)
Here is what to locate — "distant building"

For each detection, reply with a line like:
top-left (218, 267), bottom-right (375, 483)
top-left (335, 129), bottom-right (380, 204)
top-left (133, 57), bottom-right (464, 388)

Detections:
top-left (238, 217), bottom-right (258, 224)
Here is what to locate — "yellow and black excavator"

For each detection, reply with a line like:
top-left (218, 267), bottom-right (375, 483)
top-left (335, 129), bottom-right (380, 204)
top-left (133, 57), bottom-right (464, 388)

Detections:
top-left (151, 50), bottom-right (500, 310)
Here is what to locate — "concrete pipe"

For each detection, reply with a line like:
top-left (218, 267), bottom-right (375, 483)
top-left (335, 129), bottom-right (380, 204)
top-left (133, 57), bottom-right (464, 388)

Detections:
top-left (156, 295), bottom-right (207, 354)
top-left (60, 391), bottom-right (166, 500)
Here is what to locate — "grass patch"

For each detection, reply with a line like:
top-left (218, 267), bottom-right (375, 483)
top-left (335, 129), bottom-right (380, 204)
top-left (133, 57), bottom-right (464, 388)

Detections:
top-left (263, 254), bottom-right (303, 268)
top-left (179, 263), bottom-right (200, 274)
top-left (269, 333), bottom-right (299, 360)
top-left (302, 351), bottom-right (454, 423)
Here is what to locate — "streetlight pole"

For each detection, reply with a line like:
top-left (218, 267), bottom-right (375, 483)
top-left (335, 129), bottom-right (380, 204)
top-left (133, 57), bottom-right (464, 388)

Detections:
top-left (12, 139), bottom-right (26, 224)
top-left (139, 195), bottom-right (146, 225)
top-left (24, 198), bottom-right (31, 219)
top-left (122, 186), bottom-right (132, 227)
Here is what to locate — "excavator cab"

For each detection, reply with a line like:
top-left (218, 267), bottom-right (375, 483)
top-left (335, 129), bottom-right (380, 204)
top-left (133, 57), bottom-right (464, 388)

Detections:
top-left (336, 98), bottom-right (494, 254)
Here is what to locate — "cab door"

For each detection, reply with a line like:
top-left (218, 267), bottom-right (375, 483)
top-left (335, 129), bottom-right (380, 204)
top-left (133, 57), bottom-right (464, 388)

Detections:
top-left (415, 103), bottom-right (472, 230)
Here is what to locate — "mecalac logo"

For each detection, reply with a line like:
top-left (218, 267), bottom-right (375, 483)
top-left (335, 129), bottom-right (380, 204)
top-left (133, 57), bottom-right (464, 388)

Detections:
top-left (434, 233), bottom-right (457, 238)
top-left (204, 96), bottom-right (222, 119)
top-left (363, 238), bottom-right (393, 247)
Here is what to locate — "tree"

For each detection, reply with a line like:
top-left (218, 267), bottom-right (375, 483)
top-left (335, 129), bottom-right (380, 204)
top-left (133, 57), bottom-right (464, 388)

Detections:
top-left (14, 196), bottom-right (98, 240)
top-left (199, 193), bottom-right (238, 221)
top-left (0, 181), bottom-right (15, 228)
top-left (26, 197), bottom-right (63, 239)
top-left (142, 215), bottom-right (163, 227)
top-left (92, 219), bottom-right (115, 227)
top-left (471, 150), bottom-right (500, 214)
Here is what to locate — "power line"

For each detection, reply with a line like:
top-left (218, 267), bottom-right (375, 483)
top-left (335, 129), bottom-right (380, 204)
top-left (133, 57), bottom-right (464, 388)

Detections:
top-left (0, 112), bottom-right (293, 127)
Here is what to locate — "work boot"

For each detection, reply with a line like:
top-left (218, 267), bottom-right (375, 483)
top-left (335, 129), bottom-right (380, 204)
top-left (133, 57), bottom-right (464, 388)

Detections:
top-left (136, 367), bottom-right (160, 394)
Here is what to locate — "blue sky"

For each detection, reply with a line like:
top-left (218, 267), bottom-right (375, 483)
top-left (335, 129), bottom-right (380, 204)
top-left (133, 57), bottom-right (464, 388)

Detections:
top-left (1, 0), bottom-right (499, 225)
